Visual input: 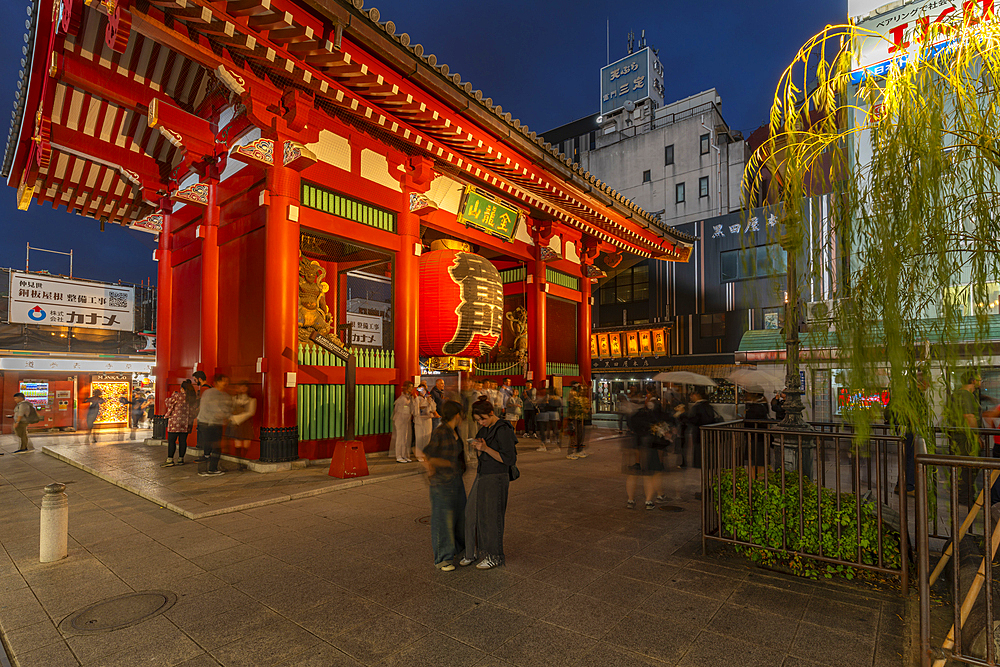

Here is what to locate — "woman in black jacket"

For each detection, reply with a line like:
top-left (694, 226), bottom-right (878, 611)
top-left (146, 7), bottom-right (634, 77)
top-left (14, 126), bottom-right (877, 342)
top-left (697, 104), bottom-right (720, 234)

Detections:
top-left (460, 399), bottom-right (518, 569)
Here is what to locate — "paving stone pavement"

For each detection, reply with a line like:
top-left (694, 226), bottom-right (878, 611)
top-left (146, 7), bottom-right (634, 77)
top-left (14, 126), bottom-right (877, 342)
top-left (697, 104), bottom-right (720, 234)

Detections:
top-left (0, 430), bottom-right (908, 666)
top-left (38, 433), bottom-right (424, 518)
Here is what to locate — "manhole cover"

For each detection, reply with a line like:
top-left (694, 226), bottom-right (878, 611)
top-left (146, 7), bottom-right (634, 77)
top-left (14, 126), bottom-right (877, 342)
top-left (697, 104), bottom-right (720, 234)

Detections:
top-left (659, 505), bottom-right (685, 512)
top-left (416, 515), bottom-right (431, 524)
top-left (61, 591), bottom-right (176, 634)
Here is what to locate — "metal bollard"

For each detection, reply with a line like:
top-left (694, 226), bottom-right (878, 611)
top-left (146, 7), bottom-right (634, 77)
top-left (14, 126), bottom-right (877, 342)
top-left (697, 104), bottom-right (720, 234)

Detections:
top-left (40, 483), bottom-right (68, 563)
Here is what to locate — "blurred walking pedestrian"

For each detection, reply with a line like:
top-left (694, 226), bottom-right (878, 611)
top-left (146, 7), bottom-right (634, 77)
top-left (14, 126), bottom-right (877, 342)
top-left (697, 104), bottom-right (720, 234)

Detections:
top-left (430, 378), bottom-right (445, 430)
top-left (82, 388), bottom-right (105, 443)
top-left (11, 392), bottom-right (35, 453)
top-left (391, 381), bottom-right (416, 463)
top-left (567, 383), bottom-right (591, 459)
top-left (499, 378), bottom-right (514, 416)
top-left (616, 390), bottom-right (631, 434)
top-left (196, 374), bottom-right (232, 477)
top-left (946, 370), bottom-right (982, 504)
top-left (623, 400), bottom-right (663, 509)
top-left (771, 391), bottom-right (787, 422)
top-left (523, 387), bottom-right (538, 439)
top-left (423, 400), bottom-right (467, 571)
top-left (461, 399), bottom-right (517, 569)
top-left (119, 392), bottom-right (144, 440)
top-left (162, 380), bottom-right (197, 467)
top-left (505, 388), bottom-right (523, 435)
top-left (537, 388), bottom-right (562, 451)
top-left (742, 392), bottom-right (770, 479)
top-left (227, 382), bottom-right (257, 460)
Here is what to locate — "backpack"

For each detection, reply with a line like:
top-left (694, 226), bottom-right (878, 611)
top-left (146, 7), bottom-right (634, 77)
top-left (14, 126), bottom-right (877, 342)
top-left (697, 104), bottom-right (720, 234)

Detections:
top-left (24, 402), bottom-right (41, 424)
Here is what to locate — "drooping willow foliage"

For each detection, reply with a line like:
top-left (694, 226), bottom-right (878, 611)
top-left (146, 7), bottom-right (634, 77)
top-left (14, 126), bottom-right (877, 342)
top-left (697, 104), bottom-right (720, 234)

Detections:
top-left (744, 14), bottom-right (1000, 437)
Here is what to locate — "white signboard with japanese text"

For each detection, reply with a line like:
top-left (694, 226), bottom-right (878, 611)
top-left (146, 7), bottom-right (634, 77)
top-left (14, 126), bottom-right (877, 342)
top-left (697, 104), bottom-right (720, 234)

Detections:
top-left (852, 0), bottom-right (995, 82)
top-left (8, 272), bottom-right (135, 332)
top-left (0, 357), bottom-right (153, 373)
top-left (346, 311), bottom-right (383, 347)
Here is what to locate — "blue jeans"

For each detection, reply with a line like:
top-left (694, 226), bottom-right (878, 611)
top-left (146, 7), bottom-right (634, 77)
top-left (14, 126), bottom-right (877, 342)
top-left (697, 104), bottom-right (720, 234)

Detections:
top-left (429, 476), bottom-right (466, 565)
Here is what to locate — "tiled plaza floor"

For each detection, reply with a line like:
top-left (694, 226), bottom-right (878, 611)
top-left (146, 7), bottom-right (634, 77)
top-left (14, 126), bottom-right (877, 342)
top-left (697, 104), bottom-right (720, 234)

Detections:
top-left (0, 430), bottom-right (908, 666)
top-left (35, 433), bottom-right (423, 519)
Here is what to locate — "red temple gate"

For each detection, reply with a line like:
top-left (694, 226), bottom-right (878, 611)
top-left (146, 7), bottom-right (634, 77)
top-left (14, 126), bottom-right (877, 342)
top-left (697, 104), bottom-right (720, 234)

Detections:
top-left (5, 0), bottom-right (693, 459)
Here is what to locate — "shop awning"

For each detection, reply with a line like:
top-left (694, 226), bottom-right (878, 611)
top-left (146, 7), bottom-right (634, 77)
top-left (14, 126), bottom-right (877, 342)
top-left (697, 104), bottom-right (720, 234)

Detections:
top-left (736, 314), bottom-right (1000, 362)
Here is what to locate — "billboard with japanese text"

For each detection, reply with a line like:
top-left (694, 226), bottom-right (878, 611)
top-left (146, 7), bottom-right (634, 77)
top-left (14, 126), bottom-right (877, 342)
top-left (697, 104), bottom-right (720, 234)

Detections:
top-left (346, 311), bottom-right (383, 347)
top-left (852, 0), bottom-right (996, 82)
top-left (8, 272), bottom-right (135, 332)
top-left (600, 47), bottom-right (664, 116)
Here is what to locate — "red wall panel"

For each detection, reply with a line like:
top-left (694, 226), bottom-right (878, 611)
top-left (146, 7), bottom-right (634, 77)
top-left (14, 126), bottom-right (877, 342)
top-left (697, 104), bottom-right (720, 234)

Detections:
top-left (170, 257), bottom-right (202, 376)
top-left (218, 225), bottom-right (266, 377)
top-left (546, 295), bottom-right (578, 364)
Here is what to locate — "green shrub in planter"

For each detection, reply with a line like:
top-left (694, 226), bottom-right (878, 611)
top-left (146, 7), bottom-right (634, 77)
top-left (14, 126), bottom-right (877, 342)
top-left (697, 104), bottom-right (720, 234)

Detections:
top-left (714, 468), bottom-right (902, 579)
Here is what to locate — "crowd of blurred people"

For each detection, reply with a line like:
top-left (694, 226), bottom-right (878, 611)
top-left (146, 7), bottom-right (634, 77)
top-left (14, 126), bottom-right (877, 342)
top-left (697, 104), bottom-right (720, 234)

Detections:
top-left (614, 384), bottom-right (786, 509)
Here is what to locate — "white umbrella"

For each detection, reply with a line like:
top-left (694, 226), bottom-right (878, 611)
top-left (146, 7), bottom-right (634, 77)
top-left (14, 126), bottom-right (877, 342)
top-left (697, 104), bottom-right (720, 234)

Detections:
top-left (652, 371), bottom-right (717, 387)
top-left (727, 368), bottom-right (784, 395)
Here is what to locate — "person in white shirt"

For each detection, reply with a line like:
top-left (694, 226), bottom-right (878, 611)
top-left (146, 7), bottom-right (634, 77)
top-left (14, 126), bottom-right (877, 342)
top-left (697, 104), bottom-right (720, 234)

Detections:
top-left (391, 382), bottom-right (416, 463)
top-left (413, 387), bottom-right (437, 460)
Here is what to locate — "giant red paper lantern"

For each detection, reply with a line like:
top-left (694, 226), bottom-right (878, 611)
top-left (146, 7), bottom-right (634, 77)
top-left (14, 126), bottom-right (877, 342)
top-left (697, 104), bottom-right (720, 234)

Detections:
top-left (419, 247), bottom-right (503, 358)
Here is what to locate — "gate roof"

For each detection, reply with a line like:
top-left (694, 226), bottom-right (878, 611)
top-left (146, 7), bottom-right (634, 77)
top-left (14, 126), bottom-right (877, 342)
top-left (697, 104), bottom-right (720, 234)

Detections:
top-left (6, 0), bottom-right (693, 260)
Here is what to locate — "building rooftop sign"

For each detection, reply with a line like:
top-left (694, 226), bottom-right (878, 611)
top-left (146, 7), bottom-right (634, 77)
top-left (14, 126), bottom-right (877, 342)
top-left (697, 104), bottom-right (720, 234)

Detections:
top-left (600, 47), bottom-right (664, 116)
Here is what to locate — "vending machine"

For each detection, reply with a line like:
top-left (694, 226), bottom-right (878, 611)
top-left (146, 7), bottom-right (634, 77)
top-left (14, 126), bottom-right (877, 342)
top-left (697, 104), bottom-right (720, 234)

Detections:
top-left (19, 379), bottom-right (76, 430)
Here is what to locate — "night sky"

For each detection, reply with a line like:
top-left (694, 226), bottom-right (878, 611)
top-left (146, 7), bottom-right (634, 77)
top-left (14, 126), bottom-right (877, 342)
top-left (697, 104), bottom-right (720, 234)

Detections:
top-left (0, 0), bottom-right (845, 286)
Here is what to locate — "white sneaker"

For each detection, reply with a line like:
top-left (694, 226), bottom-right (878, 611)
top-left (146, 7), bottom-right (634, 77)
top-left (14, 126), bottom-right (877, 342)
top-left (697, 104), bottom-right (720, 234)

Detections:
top-left (476, 556), bottom-right (500, 569)
top-left (576, 452), bottom-right (588, 458)
top-left (459, 557), bottom-right (476, 567)
top-left (567, 454), bottom-right (579, 460)
top-left (436, 562), bottom-right (456, 572)
top-left (535, 446), bottom-right (548, 452)
top-left (396, 458), bottom-right (409, 463)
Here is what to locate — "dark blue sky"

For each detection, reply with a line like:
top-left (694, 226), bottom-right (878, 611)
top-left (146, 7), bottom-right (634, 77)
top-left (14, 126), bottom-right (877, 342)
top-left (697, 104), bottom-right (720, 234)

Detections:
top-left (0, 0), bottom-right (845, 285)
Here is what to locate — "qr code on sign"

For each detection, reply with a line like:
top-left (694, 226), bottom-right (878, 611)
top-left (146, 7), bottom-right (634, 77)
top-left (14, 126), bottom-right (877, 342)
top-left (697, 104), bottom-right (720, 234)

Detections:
top-left (108, 291), bottom-right (128, 308)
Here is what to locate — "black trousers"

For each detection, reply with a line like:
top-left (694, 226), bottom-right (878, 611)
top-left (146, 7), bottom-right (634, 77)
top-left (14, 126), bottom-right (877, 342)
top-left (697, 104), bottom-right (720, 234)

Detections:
top-left (198, 423), bottom-right (224, 472)
top-left (167, 432), bottom-right (188, 460)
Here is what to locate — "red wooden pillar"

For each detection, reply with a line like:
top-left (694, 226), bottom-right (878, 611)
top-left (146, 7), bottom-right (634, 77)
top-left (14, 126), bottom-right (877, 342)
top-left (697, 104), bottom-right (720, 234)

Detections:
top-left (199, 181), bottom-right (220, 378)
top-left (262, 155), bottom-right (301, 430)
top-left (527, 255), bottom-right (547, 390)
top-left (395, 208), bottom-right (421, 387)
top-left (578, 286), bottom-right (592, 389)
top-left (154, 224), bottom-right (172, 413)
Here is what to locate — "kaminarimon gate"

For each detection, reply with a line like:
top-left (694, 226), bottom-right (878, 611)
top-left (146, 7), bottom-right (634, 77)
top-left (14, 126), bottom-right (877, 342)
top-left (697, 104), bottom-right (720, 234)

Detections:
top-left (5, 0), bottom-right (693, 460)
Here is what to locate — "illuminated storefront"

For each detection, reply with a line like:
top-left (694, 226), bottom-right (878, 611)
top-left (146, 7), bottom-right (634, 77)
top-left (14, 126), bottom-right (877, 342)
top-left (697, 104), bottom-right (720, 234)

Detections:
top-left (1, 356), bottom-right (154, 432)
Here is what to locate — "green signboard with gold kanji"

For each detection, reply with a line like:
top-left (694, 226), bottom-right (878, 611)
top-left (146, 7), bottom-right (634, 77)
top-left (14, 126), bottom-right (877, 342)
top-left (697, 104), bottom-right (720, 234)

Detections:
top-left (459, 187), bottom-right (521, 241)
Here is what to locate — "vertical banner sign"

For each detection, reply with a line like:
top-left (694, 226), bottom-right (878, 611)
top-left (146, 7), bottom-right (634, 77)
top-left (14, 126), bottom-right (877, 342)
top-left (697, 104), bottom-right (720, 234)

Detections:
top-left (625, 331), bottom-right (640, 356)
top-left (8, 272), bottom-right (135, 332)
top-left (598, 333), bottom-right (610, 357)
top-left (608, 332), bottom-right (622, 358)
top-left (652, 329), bottom-right (667, 355)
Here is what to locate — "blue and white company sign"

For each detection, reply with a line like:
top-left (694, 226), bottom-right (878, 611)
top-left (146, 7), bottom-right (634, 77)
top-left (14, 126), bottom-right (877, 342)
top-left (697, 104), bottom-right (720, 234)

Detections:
top-left (8, 272), bottom-right (135, 332)
top-left (600, 47), bottom-right (664, 116)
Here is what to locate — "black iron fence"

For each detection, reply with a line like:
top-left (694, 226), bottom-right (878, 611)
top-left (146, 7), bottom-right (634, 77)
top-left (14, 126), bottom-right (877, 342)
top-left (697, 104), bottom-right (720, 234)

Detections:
top-left (915, 430), bottom-right (1000, 667)
top-left (701, 420), bottom-right (909, 587)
